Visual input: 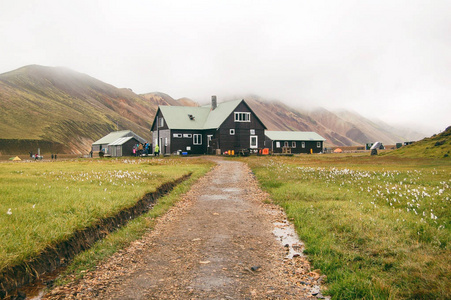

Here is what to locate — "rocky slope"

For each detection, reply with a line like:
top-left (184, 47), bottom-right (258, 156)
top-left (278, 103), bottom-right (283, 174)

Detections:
top-left (0, 65), bottom-right (424, 154)
top-left (0, 66), bottom-right (171, 154)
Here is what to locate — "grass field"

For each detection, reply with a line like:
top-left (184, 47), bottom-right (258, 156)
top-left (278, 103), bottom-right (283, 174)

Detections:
top-left (0, 157), bottom-right (212, 272)
top-left (246, 154), bottom-right (451, 299)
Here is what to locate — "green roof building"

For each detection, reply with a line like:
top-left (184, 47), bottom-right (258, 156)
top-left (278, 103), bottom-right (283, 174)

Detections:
top-left (265, 131), bottom-right (326, 154)
top-left (151, 97), bottom-right (267, 155)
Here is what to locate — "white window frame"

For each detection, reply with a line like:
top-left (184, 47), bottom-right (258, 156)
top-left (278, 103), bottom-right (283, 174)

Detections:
top-left (173, 133), bottom-right (182, 138)
top-left (250, 135), bottom-right (258, 149)
top-left (183, 133), bottom-right (192, 138)
top-left (234, 112), bottom-right (250, 122)
top-left (302, 142), bottom-right (305, 148)
top-left (230, 129), bottom-right (235, 135)
top-left (193, 134), bottom-right (202, 145)
top-left (159, 117), bottom-right (164, 127)
top-left (317, 142), bottom-right (321, 148)
top-left (250, 129), bottom-right (255, 135)
top-left (276, 141), bottom-right (281, 148)
top-left (292, 141), bottom-right (296, 148)
top-left (284, 141), bottom-right (289, 147)
top-left (207, 135), bottom-right (213, 147)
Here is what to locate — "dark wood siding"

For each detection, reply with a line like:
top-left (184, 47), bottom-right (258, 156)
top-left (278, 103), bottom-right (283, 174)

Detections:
top-left (169, 129), bottom-right (206, 154)
top-left (269, 140), bottom-right (323, 154)
top-left (150, 109), bottom-right (168, 131)
top-left (217, 101), bottom-right (266, 152)
top-left (122, 138), bottom-right (140, 156)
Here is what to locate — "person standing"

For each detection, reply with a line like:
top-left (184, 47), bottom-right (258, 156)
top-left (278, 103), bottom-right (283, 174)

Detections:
top-left (154, 144), bottom-right (160, 156)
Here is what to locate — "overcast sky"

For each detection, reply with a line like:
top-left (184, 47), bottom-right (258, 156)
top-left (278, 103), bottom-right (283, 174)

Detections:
top-left (1, 0), bottom-right (450, 135)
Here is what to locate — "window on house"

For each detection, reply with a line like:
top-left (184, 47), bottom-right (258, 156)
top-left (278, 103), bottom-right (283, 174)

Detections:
top-left (159, 117), bottom-right (164, 127)
top-left (276, 141), bottom-right (281, 148)
top-left (173, 133), bottom-right (182, 138)
top-left (250, 129), bottom-right (255, 135)
top-left (292, 141), bottom-right (296, 148)
top-left (230, 129), bottom-right (235, 135)
top-left (250, 136), bottom-right (258, 148)
top-left (165, 138), bottom-right (168, 146)
top-left (317, 142), bottom-right (321, 148)
top-left (193, 134), bottom-right (202, 145)
top-left (234, 112), bottom-right (250, 122)
top-left (207, 135), bottom-right (213, 147)
top-left (284, 141), bottom-right (289, 147)
top-left (302, 142), bottom-right (305, 148)
top-left (183, 134), bottom-right (192, 138)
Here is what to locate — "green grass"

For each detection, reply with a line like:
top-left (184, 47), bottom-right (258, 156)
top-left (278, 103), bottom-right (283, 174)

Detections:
top-left (246, 155), bottom-right (451, 299)
top-left (54, 161), bottom-right (212, 285)
top-left (0, 157), bottom-right (212, 272)
top-left (383, 125), bottom-right (451, 159)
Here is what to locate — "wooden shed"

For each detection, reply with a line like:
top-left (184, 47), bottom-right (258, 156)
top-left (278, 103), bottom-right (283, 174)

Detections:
top-left (91, 130), bottom-right (146, 156)
top-left (265, 131), bottom-right (326, 154)
top-left (107, 136), bottom-right (140, 157)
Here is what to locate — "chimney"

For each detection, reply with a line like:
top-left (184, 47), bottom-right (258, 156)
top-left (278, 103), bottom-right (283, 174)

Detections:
top-left (211, 95), bottom-right (217, 110)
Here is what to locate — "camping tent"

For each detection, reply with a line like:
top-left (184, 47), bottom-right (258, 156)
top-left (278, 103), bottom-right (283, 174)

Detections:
top-left (334, 148), bottom-right (343, 153)
top-left (12, 156), bottom-right (21, 161)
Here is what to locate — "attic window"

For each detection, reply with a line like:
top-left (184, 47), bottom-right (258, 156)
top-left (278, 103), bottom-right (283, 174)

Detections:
top-left (188, 114), bottom-right (195, 120)
top-left (234, 112), bottom-right (250, 122)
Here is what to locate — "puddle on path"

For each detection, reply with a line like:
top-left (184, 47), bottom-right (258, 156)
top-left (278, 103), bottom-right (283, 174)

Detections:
top-left (272, 221), bottom-right (304, 259)
top-left (270, 214), bottom-right (330, 299)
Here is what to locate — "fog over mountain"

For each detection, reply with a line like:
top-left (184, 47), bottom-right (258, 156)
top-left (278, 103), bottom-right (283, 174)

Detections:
top-left (0, 1), bottom-right (450, 136)
top-left (0, 65), bottom-right (427, 154)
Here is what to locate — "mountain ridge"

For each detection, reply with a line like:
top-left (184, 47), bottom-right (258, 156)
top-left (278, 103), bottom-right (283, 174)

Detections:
top-left (0, 65), bottom-right (426, 154)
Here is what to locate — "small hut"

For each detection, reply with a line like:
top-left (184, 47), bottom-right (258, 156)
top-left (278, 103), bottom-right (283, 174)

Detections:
top-left (265, 131), bottom-right (326, 154)
top-left (92, 130), bottom-right (146, 157)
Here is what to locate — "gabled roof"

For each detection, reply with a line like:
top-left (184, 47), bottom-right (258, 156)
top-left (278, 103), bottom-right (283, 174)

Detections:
top-left (156, 99), bottom-right (266, 130)
top-left (108, 136), bottom-right (136, 146)
top-left (265, 131), bottom-right (326, 141)
top-left (203, 99), bottom-right (243, 129)
top-left (159, 106), bottom-right (211, 129)
top-left (93, 130), bottom-right (146, 145)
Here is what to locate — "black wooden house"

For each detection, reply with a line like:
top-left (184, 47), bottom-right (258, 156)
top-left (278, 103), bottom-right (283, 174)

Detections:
top-left (265, 131), bottom-right (326, 154)
top-left (150, 97), bottom-right (267, 155)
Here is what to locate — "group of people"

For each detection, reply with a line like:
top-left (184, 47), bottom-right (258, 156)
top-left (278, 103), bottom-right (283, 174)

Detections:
top-left (131, 142), bottom-right (161, 156)
top-left (132, 142), bottom-right (151, 156)
top-left (28, 152), bottom-right (57, 160)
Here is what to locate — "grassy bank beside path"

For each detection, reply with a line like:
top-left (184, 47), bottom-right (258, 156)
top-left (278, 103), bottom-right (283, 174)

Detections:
top-left (53, 158), bottom-right (213, 286)
top-left (0, 157), bottom-right (212, 272)
top-left (246, 154), bottom-right (451, 299)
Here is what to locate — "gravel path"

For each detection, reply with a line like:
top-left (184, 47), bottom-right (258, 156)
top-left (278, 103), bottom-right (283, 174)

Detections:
top-left (45, 158), bottom-right (327, 299)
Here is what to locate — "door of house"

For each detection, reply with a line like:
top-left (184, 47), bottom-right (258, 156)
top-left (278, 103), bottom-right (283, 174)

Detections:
top-left (250, 135), bottom-right (258, 149)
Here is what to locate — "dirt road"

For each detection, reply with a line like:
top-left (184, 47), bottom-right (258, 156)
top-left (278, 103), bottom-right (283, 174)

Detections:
top-left (45, 159), bottom-right (326, 299)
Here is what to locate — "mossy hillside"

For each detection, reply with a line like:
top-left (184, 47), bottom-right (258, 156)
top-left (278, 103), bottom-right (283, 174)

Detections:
top-left (383, 126), bottom-right (451, 159)
top-left (0, 65), bottom-right (157, 153)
